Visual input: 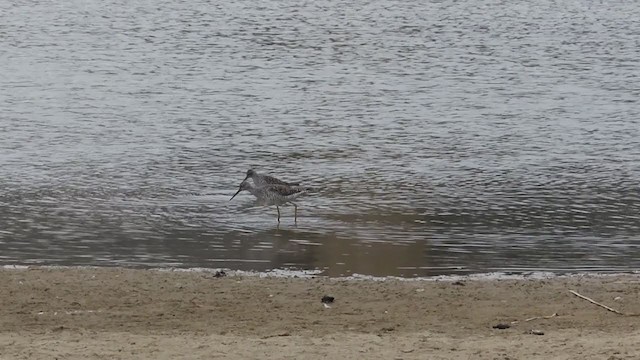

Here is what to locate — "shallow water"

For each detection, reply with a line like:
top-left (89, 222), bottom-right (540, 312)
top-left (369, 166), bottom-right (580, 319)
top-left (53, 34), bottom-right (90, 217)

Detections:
top-left (1, 0), bottom-right (640, 277)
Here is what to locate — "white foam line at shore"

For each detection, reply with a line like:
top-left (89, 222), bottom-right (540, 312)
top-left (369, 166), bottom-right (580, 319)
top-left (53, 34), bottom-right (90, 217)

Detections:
top-left (2, 264), bottom-right (639, 282)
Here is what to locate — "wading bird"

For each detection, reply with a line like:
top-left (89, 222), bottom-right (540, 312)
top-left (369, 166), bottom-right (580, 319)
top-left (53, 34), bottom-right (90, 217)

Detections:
top-left (230, 180), bottom-right (311, 223)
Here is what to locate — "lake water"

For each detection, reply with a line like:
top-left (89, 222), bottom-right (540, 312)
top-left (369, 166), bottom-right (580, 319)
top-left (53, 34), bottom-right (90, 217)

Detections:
top-left (1, 0), bottom-right (639, 277)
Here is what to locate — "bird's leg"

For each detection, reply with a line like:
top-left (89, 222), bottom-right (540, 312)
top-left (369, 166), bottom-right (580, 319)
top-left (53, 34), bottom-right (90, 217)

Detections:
top-left (276, 205), bottom-right (280, 222)
top-left (292, 202), bottom-right (298, 223)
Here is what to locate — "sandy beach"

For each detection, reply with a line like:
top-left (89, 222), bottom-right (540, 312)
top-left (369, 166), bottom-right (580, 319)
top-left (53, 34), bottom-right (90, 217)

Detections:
top-left (1, 267), bottom-right (639, 359)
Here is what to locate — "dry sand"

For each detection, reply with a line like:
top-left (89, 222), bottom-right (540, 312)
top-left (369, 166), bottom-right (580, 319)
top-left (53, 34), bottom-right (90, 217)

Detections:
top-left (1, 267), bottom-right (639, 359)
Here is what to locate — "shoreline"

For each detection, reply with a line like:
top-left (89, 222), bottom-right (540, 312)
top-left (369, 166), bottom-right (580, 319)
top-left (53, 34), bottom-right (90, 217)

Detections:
top-left (2, 266), bottom-right (639, 359)
top-left (4, 263), bottom-right (638, 281)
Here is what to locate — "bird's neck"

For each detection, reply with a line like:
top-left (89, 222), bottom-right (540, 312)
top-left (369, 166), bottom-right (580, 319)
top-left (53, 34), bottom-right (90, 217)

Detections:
top-left (245, 183), bottom-right (259, 195)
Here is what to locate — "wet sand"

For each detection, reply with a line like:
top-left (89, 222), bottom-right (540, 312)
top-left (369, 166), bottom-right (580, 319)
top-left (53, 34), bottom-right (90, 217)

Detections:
top-left (1, 267), bottom-right (639, 359)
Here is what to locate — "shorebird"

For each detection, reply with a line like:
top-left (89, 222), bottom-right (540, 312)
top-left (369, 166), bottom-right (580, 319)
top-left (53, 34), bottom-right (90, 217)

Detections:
top-left (242, 169), bottom-right (299, 188)
top-left (230, 181), bottom-right (311, 223)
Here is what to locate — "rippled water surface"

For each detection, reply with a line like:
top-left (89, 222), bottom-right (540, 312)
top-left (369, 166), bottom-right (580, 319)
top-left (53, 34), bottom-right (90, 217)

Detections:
top-left (1, 0), bottom-right (640, 277)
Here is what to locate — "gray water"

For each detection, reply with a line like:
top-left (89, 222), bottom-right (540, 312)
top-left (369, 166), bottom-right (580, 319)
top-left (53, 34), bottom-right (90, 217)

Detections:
top-left (1, 0), bottom-right (640, 277)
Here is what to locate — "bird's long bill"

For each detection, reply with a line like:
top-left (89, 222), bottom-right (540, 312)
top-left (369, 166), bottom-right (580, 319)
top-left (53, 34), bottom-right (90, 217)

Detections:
top-left (230, 187), bottom-right (242, 201)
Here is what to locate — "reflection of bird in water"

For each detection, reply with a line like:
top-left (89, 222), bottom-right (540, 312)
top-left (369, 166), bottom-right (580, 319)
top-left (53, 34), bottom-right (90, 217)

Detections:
top-left (242, 169), bottom-right (299, 188)
top-left (230, 180), bottom-right (312, 223)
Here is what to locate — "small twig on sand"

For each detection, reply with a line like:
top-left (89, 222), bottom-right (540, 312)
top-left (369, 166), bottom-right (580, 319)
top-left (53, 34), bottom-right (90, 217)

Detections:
top-left (511, 312), bottom-right (558, 324)
top-left (261, 332), bottom-right (291, 339)
top-left (524, 313), bottom-right (558, 322)
top-left (569, 290), bottom-right (640, 316)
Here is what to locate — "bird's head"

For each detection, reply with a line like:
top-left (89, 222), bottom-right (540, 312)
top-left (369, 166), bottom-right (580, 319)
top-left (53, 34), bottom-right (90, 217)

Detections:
top-left (230, 181), bottom-right (252, 201)
top-left (244, 169), bottom-right (256, 182)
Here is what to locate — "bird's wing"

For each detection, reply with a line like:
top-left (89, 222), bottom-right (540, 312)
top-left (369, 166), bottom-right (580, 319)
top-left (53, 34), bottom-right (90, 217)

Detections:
top-left (267, 184), bottom-right (306, 196)
top-left (264, 175), bottom-right (299, 186)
